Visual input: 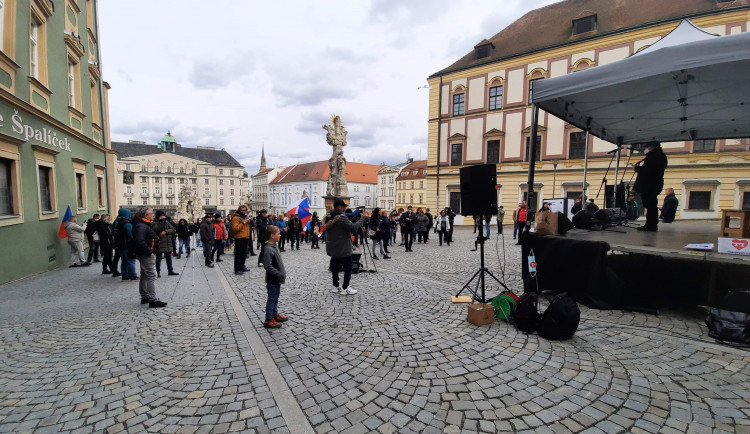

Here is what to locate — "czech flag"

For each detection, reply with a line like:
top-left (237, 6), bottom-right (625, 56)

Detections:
top-left (58, 205), bottom-right (73, 238)
top-left (286, 197), bottom-right (312, 227)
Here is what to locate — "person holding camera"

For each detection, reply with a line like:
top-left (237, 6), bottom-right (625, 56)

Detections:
top-left (633, 141), bottom-right (668, 232)
top-left (325, 199), bottom-right (364, 295)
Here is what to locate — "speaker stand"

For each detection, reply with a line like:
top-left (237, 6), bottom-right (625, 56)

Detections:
top-left (456, 236), bottom-right (510, 303)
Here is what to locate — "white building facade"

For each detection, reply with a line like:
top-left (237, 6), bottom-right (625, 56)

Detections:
top-left (376, 159), bottom-right (413, 211)
top-left (114, 134), bottom-right (251, 217)
top-left (268, 161), bottom-right (381, 216)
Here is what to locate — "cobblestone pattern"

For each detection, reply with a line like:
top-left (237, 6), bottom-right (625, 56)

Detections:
top-left (0, 274), bottom-right (287, 433)
top-left (226, 227), bottom-right (750, 433)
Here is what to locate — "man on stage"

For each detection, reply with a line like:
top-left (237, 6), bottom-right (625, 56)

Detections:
top-left (633, 141), bottom-right (668, 232)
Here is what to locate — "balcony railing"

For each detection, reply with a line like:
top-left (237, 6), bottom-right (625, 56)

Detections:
top-left (123, 193), bottom-right (134, 197)
top-left (140, 193), bottom-right (149, 198)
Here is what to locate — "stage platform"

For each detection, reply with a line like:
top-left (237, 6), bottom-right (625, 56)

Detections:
top-left (522, 220), bottom-right (750, 310)
top-left (561, 220), bottom-right (750, 265)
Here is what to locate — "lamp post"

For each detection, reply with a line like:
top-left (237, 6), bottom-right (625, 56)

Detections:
top-left (552, 159), bottom-right (560, 198)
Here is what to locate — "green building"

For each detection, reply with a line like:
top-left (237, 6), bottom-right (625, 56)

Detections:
top-left (0, 0), bottom-right (114, 285)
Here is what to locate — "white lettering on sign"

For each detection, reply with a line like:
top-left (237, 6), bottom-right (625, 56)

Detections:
top-left (11, 110), bottom-right (72, 152)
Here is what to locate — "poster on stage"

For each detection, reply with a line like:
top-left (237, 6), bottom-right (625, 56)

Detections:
top-left (546, 198), bottom-right (572, 218)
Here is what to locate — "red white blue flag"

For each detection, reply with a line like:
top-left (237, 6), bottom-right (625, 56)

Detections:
top-left (286, 197), bottom-right (312, 227)
top-left (58, 205), bottom-right (73, 238)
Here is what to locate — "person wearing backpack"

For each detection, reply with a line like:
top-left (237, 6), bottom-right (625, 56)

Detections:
top-left (131, 207), bottom-right (167, 308)
top-left (113, 208), bottom-right (137, 280)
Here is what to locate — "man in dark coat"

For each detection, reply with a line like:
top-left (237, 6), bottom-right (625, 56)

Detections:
top-left (633, 141), bottom-right (668, 231)
top-left (151, 210), bottom-right (178, 277)
top-left (400, 206), bottom-right (417, 252)
top-left (256, 210), bottom-right (270, 266)
top-left (325, 199), bottom-right (364, 295)
top-left (660, 188), bottom-right (679, 223)
top-left (199, 214), bottom-right (215, 267)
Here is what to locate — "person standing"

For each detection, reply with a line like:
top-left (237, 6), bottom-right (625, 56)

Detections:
top-left (199, 214), bottom-right (215, 267)
top-left (275, 214), bottom-right (288, 252)
top-left (496, 206), bottom-right (505, 234)
top-left (84, 214), bottom-right (101, 264)
top-left (435, 210), bottom-right (451, 246)
top-left (444, 207), bottom-right (456, 243)
top-left (380, 209), bottom-right (391, 254)
top-left (113, 209), bottom-right (136, 280)
top-left (97, 214), bottom-right (116, 275)
top-left (424, 208), bottom-right (432, 244)
top-left (212, 213), bottom-right (227, 262)
top-left (513, 202), bottom-right (527, 240)
top-left (231, 205), bottom-right (252, 275)
top-left (633, 141), bottom-right (668, 231)
top-left (261, 225), bottom-right (288, 329)
top-left (473, 215), bottom-right (481, 234)
top-left (152, 211), bottom-right (178, 278)
top-left (65, 216), bottom-right (88, 267)
top-left (400, 205), bottom-right (416, 252)
top-left (132, 207), bottom-right (167, 308)
top-left (368, 207), bottom-right (390, 260)
top-left (176, 219), bottom-right (192, 258)
top-left (325, 199), bottom-right (364, 295)
top-left (310, 212), bottom-right (321, 249)
top-left (288, 214), bottom-right (302, 251)
top-left (256, 210), bottom-right (270, 266)
top-left (660, 188), bottom-right (679, 223)
top-left (415, 208), bottom-right (429, 244)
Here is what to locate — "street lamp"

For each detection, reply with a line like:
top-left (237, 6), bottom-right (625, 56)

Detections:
top-left (552, 159), bottom-right (560, 198)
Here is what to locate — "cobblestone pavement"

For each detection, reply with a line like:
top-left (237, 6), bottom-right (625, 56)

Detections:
top-left (1, 227), bottom-right (749, 433)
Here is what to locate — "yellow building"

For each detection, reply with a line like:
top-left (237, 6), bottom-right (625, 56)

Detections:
top-left (426, 0), bottom-right (750, 224)
top-left (396, 160), bottom-right (428, 211)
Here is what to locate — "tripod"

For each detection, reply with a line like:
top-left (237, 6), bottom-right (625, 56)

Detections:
top-left (355, 224), bottom-right (377, 273)
top-left (456, 236), bottom-right (510, 303)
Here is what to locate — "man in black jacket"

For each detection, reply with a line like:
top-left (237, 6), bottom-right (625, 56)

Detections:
top-left (444, 207), bottom-right (456, 243)
top-left (132, 207), bottom-right (167, 308)
top-left (633, 141), bottom-right (668, 231)
top-left (85, 213), bottom-right (101, 264)
top-left (400, 206), bottom-right (416, 252)
top-left (199, 214), bottom-right (215, 267)
top-left (256, 210), bottom-right (270, 266)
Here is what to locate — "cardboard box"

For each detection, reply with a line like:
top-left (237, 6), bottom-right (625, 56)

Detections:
top-left (467, 303), bottom-right (495, 326)
top-left (718, 237), bottom-right (750, 255)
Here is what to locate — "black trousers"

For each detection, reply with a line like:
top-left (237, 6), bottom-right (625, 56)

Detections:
top-left (289, 232), bottom-right (299, 250)
top-left (438, 230), bottom-right (450, 245)
top-left (642, 191), bottom-right (658, 228)
top-left (155, 251), bottom-right (174, 274)
top-left (101, 244), bottom-right (114, 272)
top-left (404, 228), bottom-right (414, 250)
top-left (330, 256), bottom-right (353, 289)
top-left (497, 221), bottom-right (503, 234)
top-left (234, 238), bottom-right (248, 272)
top-left (87, 237), bottom-right (99, 262)
top-left (248, 237), bottom-right (255, 256)
top-left (112, 247), bottom-right (121, 273)
top-left (212, 240), bottom-right (223, 261)
top-left (203, 240), bottom-right (213, 265)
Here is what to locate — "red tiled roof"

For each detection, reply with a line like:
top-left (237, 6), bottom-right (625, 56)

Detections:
top-left (433, 0), bottom-right (750, 76)
top-left (396, 160), bottom-right (427, 180)
top-left (269, 161), bottom-right (382, 184)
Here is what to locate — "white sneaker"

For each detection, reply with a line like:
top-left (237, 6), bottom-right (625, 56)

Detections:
top-left (331, 286), bottom-right (341, 293)
top-left (341, 287), bottom-right (357, 295)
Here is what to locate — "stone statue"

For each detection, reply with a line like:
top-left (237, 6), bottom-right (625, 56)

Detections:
top-left (175, 186), bottom-right (203, 222)
top-left (323, 115), bottom-right (349, 197)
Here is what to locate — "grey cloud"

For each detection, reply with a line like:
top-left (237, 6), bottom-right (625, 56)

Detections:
top-left (323, 46), bottom-right (375, 64)
top-left (295, 112), bottom-right (332, 136)
top-left (112, 119), bottom-right (179, 140)
top-left (273, 82), bottom-right (354, 107)
top-left (188, 55), bottom-right (254, 90)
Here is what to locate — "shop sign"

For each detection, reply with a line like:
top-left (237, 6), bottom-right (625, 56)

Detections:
top-left (0, 110), bottom-right (73, 152)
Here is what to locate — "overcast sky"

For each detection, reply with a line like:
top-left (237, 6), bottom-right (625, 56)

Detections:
top-left (99, 0), bottom-right (557, 174)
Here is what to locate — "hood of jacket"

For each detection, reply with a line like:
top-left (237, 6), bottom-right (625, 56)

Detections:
top-left (117, 208), bottom-right (132, 219)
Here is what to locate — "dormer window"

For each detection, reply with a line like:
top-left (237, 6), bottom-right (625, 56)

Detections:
top-left (474, 39), bottom-right (494, 59)
top-left (572, 15), bottom-right (597, 36)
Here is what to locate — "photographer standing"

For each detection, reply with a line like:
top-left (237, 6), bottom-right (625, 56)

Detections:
top-left (325, 199), bottom-right (364, 295)
top-left (633, 141), bottom-right (668, 232)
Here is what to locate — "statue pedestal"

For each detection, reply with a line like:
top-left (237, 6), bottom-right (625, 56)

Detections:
top-left (323, 196), bottom-right (351, 212)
